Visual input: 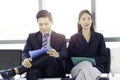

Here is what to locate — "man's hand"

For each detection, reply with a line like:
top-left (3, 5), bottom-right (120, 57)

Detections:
top-left (47, 49), bottom-right (59, 58)
top-left (22, 58), bottom-right (32, 68)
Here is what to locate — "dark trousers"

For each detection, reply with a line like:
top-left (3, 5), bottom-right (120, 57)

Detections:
top-left (17, 54), bottom-right (59, 80)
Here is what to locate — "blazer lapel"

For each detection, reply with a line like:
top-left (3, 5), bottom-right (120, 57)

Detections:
top-left (50, 31), bottom-right (56, 48)
top-left (37, 32), bottom-right (42, 48)
top-left (77, 32), bottom-right (86, 51)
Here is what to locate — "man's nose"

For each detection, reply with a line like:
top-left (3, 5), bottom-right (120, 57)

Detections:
top-left (42, 25), bottom-right (46, 28)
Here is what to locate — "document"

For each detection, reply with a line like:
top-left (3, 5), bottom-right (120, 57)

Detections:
top-left (71, 57), bottom-right (96, 66)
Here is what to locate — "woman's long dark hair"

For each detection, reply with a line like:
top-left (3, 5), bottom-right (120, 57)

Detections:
top-left (78, 10), bottom-right (96, 32)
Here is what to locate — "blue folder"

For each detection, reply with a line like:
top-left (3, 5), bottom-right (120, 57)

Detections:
top-left (71, 57), bottom-right (96, 66)
top-left (29, 47), bottom-right (52, 59)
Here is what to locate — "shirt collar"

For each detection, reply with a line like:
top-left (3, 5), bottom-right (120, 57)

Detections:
top-left (42, 30), bottom-right (52, 37)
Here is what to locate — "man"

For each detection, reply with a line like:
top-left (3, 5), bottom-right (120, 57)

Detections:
top-left (0, 10), bottom-right (67, 80)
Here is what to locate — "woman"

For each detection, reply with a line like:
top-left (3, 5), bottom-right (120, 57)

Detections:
top-left (67, 10), bottom-right (108, 80)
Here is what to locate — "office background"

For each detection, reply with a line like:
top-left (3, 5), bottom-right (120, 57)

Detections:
top-left (0, 0), bottom-right (120, 49)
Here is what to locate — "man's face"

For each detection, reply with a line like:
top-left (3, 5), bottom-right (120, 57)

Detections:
top-left (38, 17), bottom-right (52, 35)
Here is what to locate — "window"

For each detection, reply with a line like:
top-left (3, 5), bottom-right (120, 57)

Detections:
top-left (96, 0), bottom-right (120, 37)
top-left (43, 0), bottom-right (91, 39)
top-left (0, 0), bottom-right (39, 40)
top-left (0, 0), bottom-right (39, 49)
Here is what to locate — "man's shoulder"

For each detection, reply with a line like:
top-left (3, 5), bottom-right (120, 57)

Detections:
top-left (52, 31), bottom-right (65, 37)
top-left (29, 31), bottom-right (41, 36)
top-left (27, 31), bottom-right (41, 39)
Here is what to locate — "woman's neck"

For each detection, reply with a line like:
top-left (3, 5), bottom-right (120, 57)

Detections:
top-left (82, 29), bottom-right (90, 35)
top-left (82, 29), bottom-right (91, 42)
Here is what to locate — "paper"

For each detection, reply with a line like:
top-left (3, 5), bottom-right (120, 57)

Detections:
top-left (29, 47), bottom-right (52, 59)
top-left (71, 57), bottom-right (96, 66)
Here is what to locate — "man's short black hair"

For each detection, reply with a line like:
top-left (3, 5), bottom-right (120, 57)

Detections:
top-left (36, 10), bottom-right (53, 22)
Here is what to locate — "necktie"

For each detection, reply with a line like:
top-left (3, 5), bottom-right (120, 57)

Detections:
top-left (42, 34), bottom-right (49, 48)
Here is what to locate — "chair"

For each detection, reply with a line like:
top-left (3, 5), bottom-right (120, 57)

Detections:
top-left (110, 48), bottom-right (120, 75)
top-left (99, 47), bottom-right (120, 80)
top-left (0, 49), bottom-right (22, 70)
top-left (104, 48), bottom-right (110, 73)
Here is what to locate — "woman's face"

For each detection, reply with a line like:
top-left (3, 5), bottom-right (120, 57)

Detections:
top-left (79, 13), bottom-right (92, 30)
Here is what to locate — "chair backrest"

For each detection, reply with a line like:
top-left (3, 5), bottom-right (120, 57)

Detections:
top-left (110, 48), bottom-right (120, 74)
top-left (104, 48), bottom-right (110, 73)
top-left (0, 49), bottom-right (22, 70)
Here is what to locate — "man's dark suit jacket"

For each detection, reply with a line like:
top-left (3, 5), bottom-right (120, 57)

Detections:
top-left (22, 31), bottom-right (67, 77)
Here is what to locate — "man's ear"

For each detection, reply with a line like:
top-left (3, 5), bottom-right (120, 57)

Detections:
top-left (51, 21), bottom-right (53, 24)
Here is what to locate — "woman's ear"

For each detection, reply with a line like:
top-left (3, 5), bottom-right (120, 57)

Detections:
top-left (78, 20), bottom-right (80, 25)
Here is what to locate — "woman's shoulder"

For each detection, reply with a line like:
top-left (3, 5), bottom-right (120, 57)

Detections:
top-left (95, 32), bottom-right (103, 36)
top-left (70, 33), bottom-right (80, 39)
top-left (93, 32), bottom-right (104, 39)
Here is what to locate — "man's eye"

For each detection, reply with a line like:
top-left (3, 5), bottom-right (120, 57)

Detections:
top-left (39, 24), bottom-right (43, 26)
top-left (45, 23), bottom-right (48, 25)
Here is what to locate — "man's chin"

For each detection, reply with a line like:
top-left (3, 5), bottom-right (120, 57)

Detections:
top-left (42, 32), bottom-right (49, 35)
